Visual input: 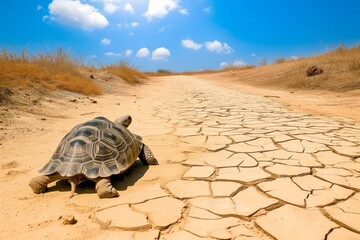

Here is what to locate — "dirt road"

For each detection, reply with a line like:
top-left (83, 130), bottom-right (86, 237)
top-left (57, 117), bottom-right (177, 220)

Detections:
top-left (1, 75), bottom-right (359, 239)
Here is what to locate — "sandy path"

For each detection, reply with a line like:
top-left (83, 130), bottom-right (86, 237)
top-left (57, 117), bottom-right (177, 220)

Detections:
top-left (1, 75), bottom-right (360, 239)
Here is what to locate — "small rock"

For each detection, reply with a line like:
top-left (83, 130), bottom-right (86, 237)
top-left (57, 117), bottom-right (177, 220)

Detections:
top-left (0, 87), bottom-right (13, 96)
top-left (89, 74), bottom-right (95, 79)
top-left (69, 99), bottom-right (77, 103)
top-left (32, 99), bottom-right (39, 104)
top-left (90, 99), bottom-right (97, 104)
top-left (41, 118), bottom-right (46, 121)
top-left (306, 65), bottom-right (323, 77)
top-left (61, 215), bottom-right (77, 225)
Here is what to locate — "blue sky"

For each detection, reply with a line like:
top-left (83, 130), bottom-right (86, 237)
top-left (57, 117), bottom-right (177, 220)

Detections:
top-left (1, 0), bottom-right (360, 72)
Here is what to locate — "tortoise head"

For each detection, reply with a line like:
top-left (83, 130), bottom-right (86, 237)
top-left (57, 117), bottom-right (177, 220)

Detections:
top-left (115, 115), bottom-right (132, 128)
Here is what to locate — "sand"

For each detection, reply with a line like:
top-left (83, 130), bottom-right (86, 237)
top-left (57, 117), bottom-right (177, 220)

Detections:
top-left (1, 74), bottom-right (359, 239)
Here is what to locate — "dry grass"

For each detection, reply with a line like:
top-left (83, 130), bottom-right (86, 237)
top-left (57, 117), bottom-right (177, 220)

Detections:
top-left (104, 61), bottom-right (148, 84)
top-left (273, 58), bottom-right (287, 64)
top-left (224, 44), bottom-right (360, 92)
top-left (147, 65), bottom-right (256, 77)
top-left (222, 65), bottom-right (256, 72)
top-left (147, 69), bottom-right (224, 76)
top-left (0, 48), bottom-right (102, 95)
top-left (279, 44), bottom-right (360, 91)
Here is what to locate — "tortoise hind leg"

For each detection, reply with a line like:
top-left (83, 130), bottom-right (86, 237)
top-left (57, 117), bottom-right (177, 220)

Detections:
top-left (93, 178), bottom-right (119, 198)
top-left (29, 173), bottom-right (63, 194)
top-left (139, 144), bottom-right (159, 165)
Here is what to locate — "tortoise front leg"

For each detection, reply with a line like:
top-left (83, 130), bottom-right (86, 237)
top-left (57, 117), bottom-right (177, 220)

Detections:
top-left (29, 173), bottom-right (64, 194)
top-left (93, 178), bottom-right (119, 198)
top-left (139, 144), bottom-right (159, 165)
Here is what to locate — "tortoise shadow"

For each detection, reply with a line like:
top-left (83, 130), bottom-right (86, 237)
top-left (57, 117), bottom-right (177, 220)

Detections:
top-left (47, 160), bottom-right (149, 195)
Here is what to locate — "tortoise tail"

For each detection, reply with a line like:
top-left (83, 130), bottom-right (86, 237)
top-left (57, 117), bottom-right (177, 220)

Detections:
top-left (68, 175), bottom-right (86, 198)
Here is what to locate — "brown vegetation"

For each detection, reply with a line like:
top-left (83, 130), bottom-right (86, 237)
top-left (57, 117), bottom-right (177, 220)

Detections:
top-left (216, 44), bottom-right (360, 92)
top-left (146, 69), bottom-right (220, 76)
top-left (104, 61), bottom-right (148, 84)
top-left (222, 65), bottom-right (256, 72)
top-left (279, 44), bottom-right (360, 90)
top-left (0, 48), bottom-right (102, 95)
top-left (1, 44), bottom-right (359, 98)
top-left (145, 69), bottom-right (174, 76)
top-left (0, 49), bottom-right (149, 97)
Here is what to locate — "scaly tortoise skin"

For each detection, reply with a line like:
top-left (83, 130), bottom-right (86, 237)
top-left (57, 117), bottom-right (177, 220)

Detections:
top-left (29, 116), bottom-right (158, 198)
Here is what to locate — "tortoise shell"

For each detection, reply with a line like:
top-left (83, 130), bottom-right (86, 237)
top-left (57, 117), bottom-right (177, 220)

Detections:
top-left (39, 117), bottom-right (142, 178)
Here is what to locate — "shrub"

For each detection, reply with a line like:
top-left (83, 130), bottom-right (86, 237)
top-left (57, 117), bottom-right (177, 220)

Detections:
top-left (104, 60), bottom-right (148, 84)
top-left (274, 58), bottom-right (286, 64)
top-left (0, 48), bottom-right (102, 95)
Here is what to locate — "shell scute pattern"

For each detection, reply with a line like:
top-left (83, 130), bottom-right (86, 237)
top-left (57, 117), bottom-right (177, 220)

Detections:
top-left (39, 117), bottom-right (141, 178)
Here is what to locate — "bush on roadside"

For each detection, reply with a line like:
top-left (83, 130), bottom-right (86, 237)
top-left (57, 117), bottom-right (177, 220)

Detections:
top-left (104, 60), bottom-right (148, 84)
top-left (0, 48), bottom-right (102, 95)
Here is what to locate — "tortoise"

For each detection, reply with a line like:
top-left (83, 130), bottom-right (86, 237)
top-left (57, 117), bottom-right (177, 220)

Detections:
top-left (29, 115), bottom-right (158, 198)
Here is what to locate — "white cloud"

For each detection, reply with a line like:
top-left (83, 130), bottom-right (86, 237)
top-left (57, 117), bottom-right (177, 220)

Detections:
top-left (179, 8), bottom-right (188, 15)
top-left (123, 3), bottom-right (134, 13)
top-left (123, 49), bottom-right (133, 57)
top-left (37, 5), bottom-right (43, 11)
top-left (220, 60), bottom-right (246, 68)
top-left (106, 49), bottom-right (133, 57)
top-left (219, 62), bottom-right (228, 68)
top-left (48, 0), bottom-right (108, 30)
top-left (151, 47), bottom-right (170, 60)
top-left (204, 40), bottom-right (234, 54)
top-left (233, 60), bottom-right (246, 66)
top-left (130, 22), bottom-right (139, 27)
top-left (117, 21), bottom-right (139, 29)
top-left (251, 53), bottom-right (257, 57)
top-left (202, 6), bottom-right (211, 13)
top-left (105, 52), bottom-right (122, 57)
top-left (157, 25), bottom-right (170, 32)
top-left (144, 0), bottom-right (179, 21)
top-left (291, 56), bottom-right (299, 60)
top-left (100, 38), bottom-right (111, 45)
top-left (42, 15), bottom-right (50, 22)
top-left (104, 3), bottom-right (119, 13)
top-left (181, 39), bottom-right (202, 50)
top-left (136, 48), bottom-right (150, 58)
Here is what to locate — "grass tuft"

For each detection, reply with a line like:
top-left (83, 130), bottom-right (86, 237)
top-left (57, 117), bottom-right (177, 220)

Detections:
top-left (231, 44), bottom-right (360, 91)
top-left (222, 65), bottom-right (256, 71)
top-left (348, 56), bottom-right (360, 72)
top-left (0, 48), bottom-right (102, 95)
top-left (274, 58), bottom-right (287, 64)
top-left (104, 60), bottom-right (148, 84)
top-left (282, 44), bottom-right (360, 90)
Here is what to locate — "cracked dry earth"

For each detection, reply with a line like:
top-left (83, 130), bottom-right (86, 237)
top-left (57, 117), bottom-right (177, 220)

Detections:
top-left (95, 76), bottom-right (360, 240)
top-left (1, 75), bottom-right (360, 240)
